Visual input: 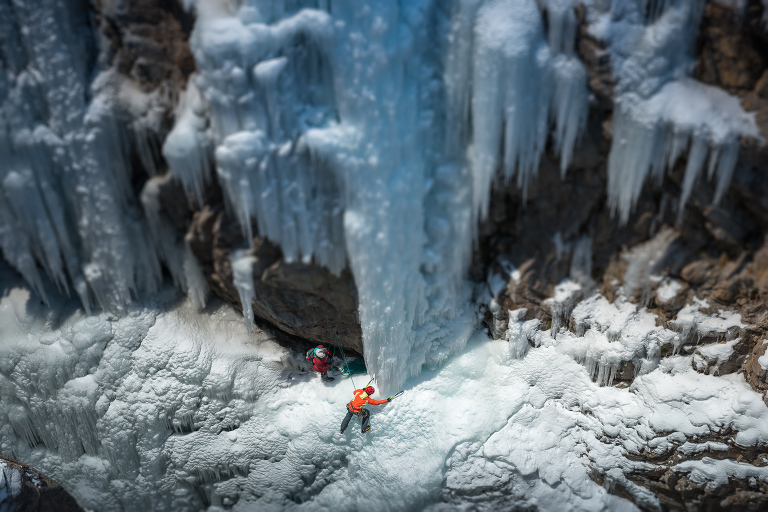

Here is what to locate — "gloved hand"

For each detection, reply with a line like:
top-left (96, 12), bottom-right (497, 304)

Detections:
top-left (387, 398), bottom-right (392, 402)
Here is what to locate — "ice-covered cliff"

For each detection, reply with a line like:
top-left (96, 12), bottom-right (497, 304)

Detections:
top-left (2, 0), bottom-right (763, 391)
top-left (2, 1), bottom-right (768, 509)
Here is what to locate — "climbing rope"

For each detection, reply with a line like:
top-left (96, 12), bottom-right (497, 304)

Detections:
top-left (327, 324), bottom-right (371, 390)
top-left (332, 329), bottom-right (358, 389)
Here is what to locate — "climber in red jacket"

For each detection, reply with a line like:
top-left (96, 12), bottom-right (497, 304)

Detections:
top-left (340, 386), bottom-right (389, 434)
top-left (306, 345), bottom-right (334, 382)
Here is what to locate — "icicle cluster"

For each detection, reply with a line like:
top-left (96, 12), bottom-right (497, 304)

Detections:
top-left (445, 0), bottom-right (589, 219)
top-left (0, 0), bottom-right (196, 313)
top-left (592, 0), bottom-right (761, 223)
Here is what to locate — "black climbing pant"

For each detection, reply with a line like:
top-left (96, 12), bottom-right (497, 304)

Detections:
top-left (340, 406), bottom-right (369, 433)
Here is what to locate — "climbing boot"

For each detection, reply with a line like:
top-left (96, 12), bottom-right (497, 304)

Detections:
top-left (340, 428), bottom-right (345, 434)
top-left (361, 426), bottom-right (370, 434)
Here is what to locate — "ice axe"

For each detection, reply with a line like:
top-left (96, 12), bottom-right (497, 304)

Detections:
top-left (386, 391), bottom-right (404, 402)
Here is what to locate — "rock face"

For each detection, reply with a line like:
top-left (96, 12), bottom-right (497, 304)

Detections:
top-left (186, 201), bottom-right (363, 354)
top-left (94, 0), bottom-right (195, 100)
top-left (0, 455), bottom-right (84, 512)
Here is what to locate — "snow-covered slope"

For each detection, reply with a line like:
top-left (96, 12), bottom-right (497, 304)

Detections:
top-left (2, 266), bottom-right (767, 511)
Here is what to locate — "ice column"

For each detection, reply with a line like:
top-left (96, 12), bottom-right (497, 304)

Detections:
top-left (231, 249), bottom-right (256, 334)
top-left (305, 0), bottom-right (476, 389)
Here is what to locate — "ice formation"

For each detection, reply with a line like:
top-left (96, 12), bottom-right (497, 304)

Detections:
top-left (159, 0), bottom-right (760, 388)
top-left (0, 0), bottom-right (763, 389)
top-left (587, 0), bottom-right (761, 223)
top-left (230, 249), bottom-right (256, 334)
top-left (2, 266), bottom-right (768, 511)
top-left (0, 0), bottom-right (197, 314)
top-left (0, 461), bottom-right (23, 504)
top-left (160, 0), bottom-right (591, 388)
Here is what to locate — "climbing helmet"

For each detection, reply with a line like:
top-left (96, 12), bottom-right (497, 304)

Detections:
top-left (365, 386), bottom-right (374, 395)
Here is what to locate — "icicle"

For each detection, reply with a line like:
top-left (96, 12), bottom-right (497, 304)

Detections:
top-left (230, 249), bottom-right (256, 334)
top-left (551, 55), bottom-right (589, 176)
top-left (542, 0), bottom-right (579, 56)
top-left (184, 241), bottom-right (209, 310)
top-left (507, 308), bottom-right (531, 359)
top-left (140, 175), bottom-right (187, 290)
top-left (469, 0), bottom-right (552, 216)
top-left (622, 227), bottom-right (676, 302)
top-left (570, 235), bottom-right (593, 285)
top-left (163, 79), bottom-right (213, 206)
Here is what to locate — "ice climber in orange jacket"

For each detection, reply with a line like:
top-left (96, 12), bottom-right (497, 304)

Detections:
top-left (340, 386), bottom-right (390, 434)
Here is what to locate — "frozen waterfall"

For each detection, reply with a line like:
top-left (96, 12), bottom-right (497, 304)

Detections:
top-left (164, 0), bottom-right (593, 389)
top-left (0, 0), bottom-right (761, 389)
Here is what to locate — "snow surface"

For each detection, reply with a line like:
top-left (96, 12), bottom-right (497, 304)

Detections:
top-left (2, 267), bottom-right (768, 511)
top-left (759, 341), bottom-right (768, 370)
top-left (672, 297), bottom-right (745, 344)
top-left (656, 278), bottom-right (682, 303)
top-left (696, 338), bottom-right (738, 363)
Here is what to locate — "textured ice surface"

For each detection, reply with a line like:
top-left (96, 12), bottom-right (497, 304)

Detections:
top-left (510, 291), bottom-right (751, 387)
top-left (696, 338), bottom-right (739, 362)
top-left (3, 268), bottom-right (768, 511)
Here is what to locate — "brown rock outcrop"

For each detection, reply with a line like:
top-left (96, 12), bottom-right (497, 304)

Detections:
top-left (94, 0), bottom-right (194, 97)
top-left (187, 204), bottom-right (363, 354)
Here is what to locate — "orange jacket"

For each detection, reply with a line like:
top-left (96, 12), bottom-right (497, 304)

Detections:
top-left (348, 388), bottom-right (388, 412)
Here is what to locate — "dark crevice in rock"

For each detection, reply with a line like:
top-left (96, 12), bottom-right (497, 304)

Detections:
top-left (0, 455), bottom-right (85, 512)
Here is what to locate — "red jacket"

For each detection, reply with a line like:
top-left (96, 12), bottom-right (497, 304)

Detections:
top-left (309, 346), bottom-right (331, 373)
top-left (348, 388), bottom-right (387, 412)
